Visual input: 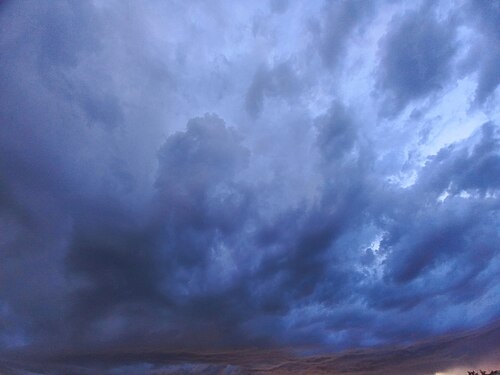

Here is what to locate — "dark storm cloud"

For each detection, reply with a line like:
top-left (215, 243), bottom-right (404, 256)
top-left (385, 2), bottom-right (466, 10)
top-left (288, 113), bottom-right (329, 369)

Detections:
top-left (61, 114), bottom-right (256, 348)
top-left (360, 123), bottom-right (500, 333)
top-left (24, 1), bottom-right (126, 129)
top-left (0, 0), bottom-right (171, 349)
top-left (315, 101), bottom-right (357, 160)
top-left (153, 114), bottom-right (251, 284)
top-left (377, 3), bottom-right (458, 116)
top-left (459, 0), bottom-right (500, 107)
top-left (0, 0), bottom-right (499, 373)
top-left (65, 213), bottom-right (170, 343)
top-left (314, 0), bottom-right (374, 70)
top-left (156, 114), bottom-right (249, 207)
top-left (245, 62), bottom-right (301, 118)
top-left (416, 122), bottom-right (500, 195)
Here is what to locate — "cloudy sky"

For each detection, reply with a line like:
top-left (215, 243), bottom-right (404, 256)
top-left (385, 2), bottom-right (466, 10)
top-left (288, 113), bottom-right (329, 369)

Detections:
top-left (0, 0), bottom-right (499, 373)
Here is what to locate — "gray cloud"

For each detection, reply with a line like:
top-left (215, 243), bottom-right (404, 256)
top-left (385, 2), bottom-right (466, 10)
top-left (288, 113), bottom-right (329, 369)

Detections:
top-left (377, 3), bottom-right (458, 116)
top-left (0, 0), bottom-right (499, 372)
top-left (315, 101), bottom-right (358, 160)
top-left (315, 0), bottom-right (374, 70)
top-left (245, 62), bottom-right (302, 118)
top-left (459, 0), bottom-right (500, 107)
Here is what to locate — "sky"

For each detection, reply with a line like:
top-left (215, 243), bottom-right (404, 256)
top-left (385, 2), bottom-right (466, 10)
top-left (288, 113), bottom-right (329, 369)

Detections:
top-left (0, 0), bottom-right (499, 374)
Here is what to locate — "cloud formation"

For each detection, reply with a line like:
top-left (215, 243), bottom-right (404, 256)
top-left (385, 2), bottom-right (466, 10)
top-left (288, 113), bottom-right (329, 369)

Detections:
top-left (377, 3), bottom-right (458, 116)
top-left (0, 0), bottom-right (499, 373)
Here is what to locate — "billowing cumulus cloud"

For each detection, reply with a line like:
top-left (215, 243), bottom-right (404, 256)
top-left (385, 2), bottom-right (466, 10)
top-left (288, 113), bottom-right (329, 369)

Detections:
top-left (0, 0), bottom-right (499, 373)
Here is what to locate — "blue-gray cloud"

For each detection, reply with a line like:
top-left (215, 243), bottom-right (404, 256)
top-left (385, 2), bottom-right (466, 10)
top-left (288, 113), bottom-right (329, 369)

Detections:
top-left (0, 0), bottom-right (499, 372)
top-left (377, 3), bottom-right (458, 116)
top-left (245, 62), bottom-right (302, 118)
top-left (462, 0), bottom-right (500, 107)
top-left (315, 0), bottom-right (374, 70)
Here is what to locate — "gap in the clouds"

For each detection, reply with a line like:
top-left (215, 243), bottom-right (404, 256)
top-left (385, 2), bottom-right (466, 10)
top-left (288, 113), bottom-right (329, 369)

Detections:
top-left (417, 77), bottom-right (491, 156)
